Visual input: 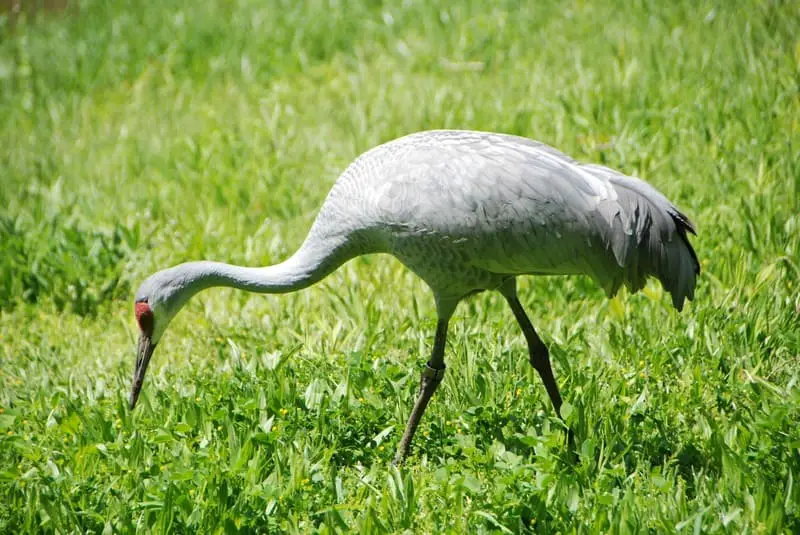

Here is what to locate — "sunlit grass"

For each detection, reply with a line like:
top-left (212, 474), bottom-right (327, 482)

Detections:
top-left (1, 0), bottom-right (798, 532)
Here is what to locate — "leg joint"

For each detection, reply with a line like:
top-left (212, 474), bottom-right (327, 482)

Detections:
top-left (422, 362), bottom-right (446, 381)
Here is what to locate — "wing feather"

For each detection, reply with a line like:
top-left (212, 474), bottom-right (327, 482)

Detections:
top-left (357, 130), bottom-right (698, 308)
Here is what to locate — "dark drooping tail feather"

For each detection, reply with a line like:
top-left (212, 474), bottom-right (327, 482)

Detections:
top-left (672, 212), bottom-right (700, 272)
top-left (583, 164), bottom-right (700, 310)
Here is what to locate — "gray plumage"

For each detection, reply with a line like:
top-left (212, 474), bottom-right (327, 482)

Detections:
top-left (302, 129), bottom-right (698, 311)
top-left (130, 129), bottom-right (699, 462)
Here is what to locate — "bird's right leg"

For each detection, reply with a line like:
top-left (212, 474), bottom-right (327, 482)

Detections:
top-left (393, 318), bottom-right (449, 465)
top-left (500, 280), bottom-right (575, 450)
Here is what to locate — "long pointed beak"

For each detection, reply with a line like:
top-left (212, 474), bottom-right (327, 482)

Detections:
top-left (130, 333), bottom-right (156, 410)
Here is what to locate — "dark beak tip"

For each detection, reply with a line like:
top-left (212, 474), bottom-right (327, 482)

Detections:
top-left (132, 333), bottom-right (155, 412)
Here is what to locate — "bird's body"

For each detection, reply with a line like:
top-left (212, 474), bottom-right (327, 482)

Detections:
top-left (281, 130), bottom-right (697, 310)
top-left (130, 130), bottom-right (699, 463)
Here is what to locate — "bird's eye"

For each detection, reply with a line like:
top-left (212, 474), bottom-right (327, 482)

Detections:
top-left (135, 301), bottom-right (154, 335)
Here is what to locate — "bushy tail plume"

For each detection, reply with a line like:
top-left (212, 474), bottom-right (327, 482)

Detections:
top-left (584, 164), bottom-right (700, 310)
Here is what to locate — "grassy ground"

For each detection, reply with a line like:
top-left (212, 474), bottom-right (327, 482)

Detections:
top-left (1, 0), bottom-right (798, 532)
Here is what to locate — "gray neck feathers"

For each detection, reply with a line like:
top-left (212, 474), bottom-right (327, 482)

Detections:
top-left (172, 234), bottom-right (353, 299)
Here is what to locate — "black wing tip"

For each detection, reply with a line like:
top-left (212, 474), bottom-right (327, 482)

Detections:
top-left (670, 209), bottom-right (697, 236)
top-left (670, 212), bottom-right (700, 276)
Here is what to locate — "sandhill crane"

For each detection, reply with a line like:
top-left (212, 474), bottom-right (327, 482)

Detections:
top-left (130, 130), bottom-right (699, 464)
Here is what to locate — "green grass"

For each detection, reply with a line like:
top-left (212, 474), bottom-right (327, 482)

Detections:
top-left (1, 0), bottom-right (799, 532)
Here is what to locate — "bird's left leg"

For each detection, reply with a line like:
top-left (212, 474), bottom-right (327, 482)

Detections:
top-left (500, 279), bottom-right (575, 449)
top-left (393, 318), bottom-right (449, 465)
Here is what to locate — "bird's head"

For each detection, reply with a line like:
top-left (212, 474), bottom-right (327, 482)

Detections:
top-left (129, 267), bottom-right (196, 410)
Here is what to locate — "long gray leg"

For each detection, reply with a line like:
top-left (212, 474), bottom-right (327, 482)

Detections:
top-left (393, 319), bottom-right (449, 465)
top-left (501, 280), bottom-right (574, 448)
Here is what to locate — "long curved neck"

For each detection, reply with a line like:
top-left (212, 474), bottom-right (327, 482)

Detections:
top-left (173, 234), bottom-right (356, 297)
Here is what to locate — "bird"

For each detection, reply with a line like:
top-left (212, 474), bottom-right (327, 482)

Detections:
top-left (129, 129), bottom-right (699, 464)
